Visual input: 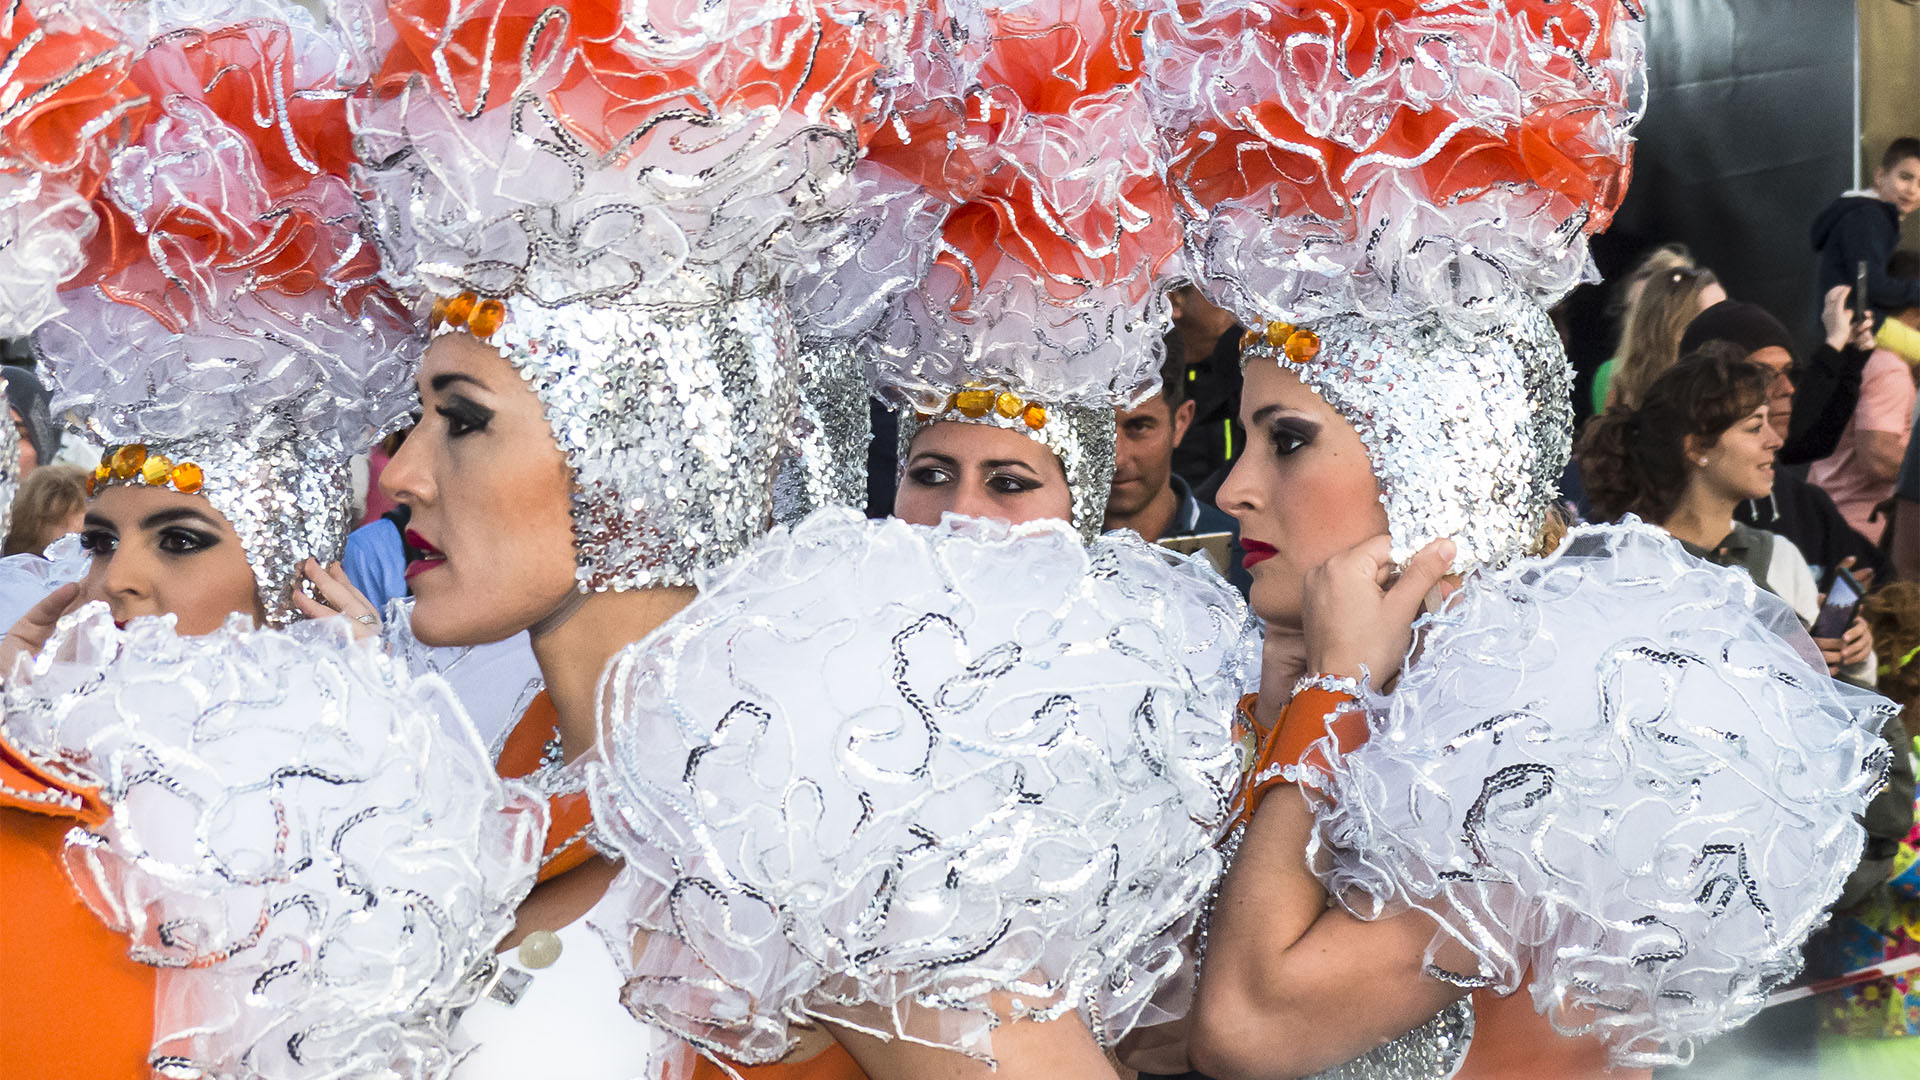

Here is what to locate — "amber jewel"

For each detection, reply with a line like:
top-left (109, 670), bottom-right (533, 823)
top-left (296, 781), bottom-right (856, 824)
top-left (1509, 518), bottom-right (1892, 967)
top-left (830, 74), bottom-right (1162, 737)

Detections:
top-left (953, 387), bottom-right (994, 418)
top-left (110, 444), bottom-right (147, 479)
top-left (171, 462), bottom-right (205, 494)
top-left (140, 453), bottom-right (175, 486)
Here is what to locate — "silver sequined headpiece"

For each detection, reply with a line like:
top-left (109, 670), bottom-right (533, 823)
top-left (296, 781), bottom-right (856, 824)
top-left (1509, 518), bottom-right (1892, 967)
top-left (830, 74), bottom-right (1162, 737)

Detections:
top-left (79, 417), bottom-right (351, 625)
top-left (1143, 0), bottom-right (1644, 571)
top-left (31, 12), bottom-right (418, 625)
top-left (436, 288), bottom-right (801, 592)
top-left (0, 416), bottom-right (17, 542)
top-left (351, 0), bottom-right (895, 589)
top-left (894, 395), bottom-right (1116, 542)
top-left (1244, 300), bottom-right (1573, 572)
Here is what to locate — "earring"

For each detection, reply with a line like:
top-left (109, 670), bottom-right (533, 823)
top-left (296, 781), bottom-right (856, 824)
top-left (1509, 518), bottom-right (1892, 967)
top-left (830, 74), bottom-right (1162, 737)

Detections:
top-left (1697, 457), bottom-right (1709, 466)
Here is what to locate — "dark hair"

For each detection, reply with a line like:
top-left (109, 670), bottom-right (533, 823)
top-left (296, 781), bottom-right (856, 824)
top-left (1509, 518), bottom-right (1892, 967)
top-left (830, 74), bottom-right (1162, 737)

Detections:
top-left (1881, 136), bottom-right (1920, 172)
top-left (1577, 346), bottom-right (1772, 525)
top-left (1152, 328), bottom-right (1189, 412)
top-left (1891, 249), bottom-right (1920, 282)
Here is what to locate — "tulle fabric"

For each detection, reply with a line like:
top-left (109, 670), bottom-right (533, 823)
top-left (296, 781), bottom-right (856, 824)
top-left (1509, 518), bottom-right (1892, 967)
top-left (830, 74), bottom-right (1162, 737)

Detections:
top-left (587, 509), bottom-right (1256, 1066)
top-left (348, 0), bottom-right (902, 307)
top-left (0, 533), bottom-right (89, 633)
top-left (1306, 522), bottom-right (1894, 1068)
top-left (1139, 0), bottom-right (1644, 331)
top-left (0, 605), bottom-right (547, 1079)
top-left (34, 10), bottom-right (418, 456)
top-left (860, 0), bottom-right (1181, 411)
top-left (0, 0), bottom-right (145, 337)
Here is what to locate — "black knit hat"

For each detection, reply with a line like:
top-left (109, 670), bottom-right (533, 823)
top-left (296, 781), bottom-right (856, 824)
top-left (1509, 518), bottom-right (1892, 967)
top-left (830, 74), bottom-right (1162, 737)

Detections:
top-left (1679, 300), bottom-right (1798, 366)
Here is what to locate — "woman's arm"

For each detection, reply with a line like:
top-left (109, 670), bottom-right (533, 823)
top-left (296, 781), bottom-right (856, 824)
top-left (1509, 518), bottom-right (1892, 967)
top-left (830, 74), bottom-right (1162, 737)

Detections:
top-left (1187, 785), bottom-right (1469, 1080)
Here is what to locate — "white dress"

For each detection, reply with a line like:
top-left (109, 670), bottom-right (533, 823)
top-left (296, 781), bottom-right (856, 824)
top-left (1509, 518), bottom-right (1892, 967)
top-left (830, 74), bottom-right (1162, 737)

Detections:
top-left (586, 510), bottom-right (1257, 1067)
top-left (449, 889), bottom-right (686, 1079)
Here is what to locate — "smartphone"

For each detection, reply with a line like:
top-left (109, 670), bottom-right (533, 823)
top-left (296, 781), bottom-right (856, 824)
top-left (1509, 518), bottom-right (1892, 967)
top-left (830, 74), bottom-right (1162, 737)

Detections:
top-left (1811, 565), bottom-right (1864, 640)
top-left (1855, 260), bottom-right (1871, 324)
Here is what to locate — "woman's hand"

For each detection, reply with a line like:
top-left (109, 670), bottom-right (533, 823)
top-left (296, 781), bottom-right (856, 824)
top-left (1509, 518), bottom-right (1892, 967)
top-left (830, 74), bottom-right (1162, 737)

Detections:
top-left (292, 559), bottom-right (383, 640)
top-left (1815, 615), bottom-right (1873, 675)
top-left (0, 582), bottom-right (82, 680)
top-left (1302, 535), bottom-right (1456, 686)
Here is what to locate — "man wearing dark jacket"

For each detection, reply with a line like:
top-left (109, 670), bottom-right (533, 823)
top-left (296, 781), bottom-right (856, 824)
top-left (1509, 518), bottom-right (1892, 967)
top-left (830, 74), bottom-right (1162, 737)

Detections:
top-left (1811, 136), bottom-right (1920, 328)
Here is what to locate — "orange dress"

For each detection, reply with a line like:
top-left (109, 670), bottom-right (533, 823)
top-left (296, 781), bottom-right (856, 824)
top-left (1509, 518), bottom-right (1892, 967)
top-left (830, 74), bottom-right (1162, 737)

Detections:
top-left (1239, 690), bottom-right (1647, 1080)
top-left (0, 734), bottom-right (156, 1074)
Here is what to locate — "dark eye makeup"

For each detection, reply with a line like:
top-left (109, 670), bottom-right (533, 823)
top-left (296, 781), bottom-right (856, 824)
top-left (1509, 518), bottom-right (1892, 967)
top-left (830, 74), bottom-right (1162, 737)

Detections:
top-left (436, 395), bottom-right (494, 438)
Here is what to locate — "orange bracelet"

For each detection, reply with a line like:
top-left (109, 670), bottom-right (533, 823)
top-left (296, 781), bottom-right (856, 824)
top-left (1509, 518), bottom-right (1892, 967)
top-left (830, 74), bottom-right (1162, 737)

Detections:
top-left (1242, 684), bottom-right (1370, 819)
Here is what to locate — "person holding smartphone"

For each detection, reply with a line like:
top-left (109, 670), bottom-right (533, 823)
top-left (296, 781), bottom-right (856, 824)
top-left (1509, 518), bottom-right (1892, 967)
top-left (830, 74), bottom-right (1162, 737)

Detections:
top-left (1579, 347), bottom-right (1875, 683)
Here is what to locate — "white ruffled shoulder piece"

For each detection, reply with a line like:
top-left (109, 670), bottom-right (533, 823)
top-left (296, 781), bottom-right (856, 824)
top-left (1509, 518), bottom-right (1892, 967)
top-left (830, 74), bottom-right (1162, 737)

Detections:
top-left (0, 533), bottom-right (90, 633)
top-left (1306, 521), bottom-right (1894, 1069)
top-left (587, 508), bottom-right (1257, 1066)
top-left (381, 597), bottom-right (546, 760)
top-left (0, 604), bottom-right (548, 1079)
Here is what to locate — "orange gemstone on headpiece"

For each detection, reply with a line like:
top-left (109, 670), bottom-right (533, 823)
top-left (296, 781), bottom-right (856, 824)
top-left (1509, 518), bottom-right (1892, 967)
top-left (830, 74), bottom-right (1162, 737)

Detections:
top-left (445, 292), bottom-right (477, 327)
top-left (953, 387), bottom-right (993, 418)
top-left (468, 297), bottom-right (506, 338)
top-left (110, 444), bottom-right (147, 479)
top-left (429, 295), bottom-right (453, 329)
top-left (993, 391), bottom-right (1023, 419)
top-left (1021, 402), bottom-right (1048, 430)
top-left (1264, 322), bottom-right (1294, 349)
top-left (170, 462), bottom-right (204, 494)
top-left (1284, 328), bottom-right (1321, 364)
top-left (140, 454), bottom-right (174, 486)
top-left (85, 471), bottom-right (97, 496)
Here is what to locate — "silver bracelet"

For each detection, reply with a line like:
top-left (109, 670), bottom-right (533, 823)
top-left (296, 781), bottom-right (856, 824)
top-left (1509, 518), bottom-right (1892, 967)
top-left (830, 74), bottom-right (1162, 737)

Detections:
top-left (1290, 670), bottom-right (1367, 699)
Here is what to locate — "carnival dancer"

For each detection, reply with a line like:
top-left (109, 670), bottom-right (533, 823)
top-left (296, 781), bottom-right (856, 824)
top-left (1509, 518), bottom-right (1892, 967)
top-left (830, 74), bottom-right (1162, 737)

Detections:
top-left (868, 0), bottom-right (1181, 540)
top-left (1131, 1), bottom-right (1897, 1077)
top-left (341, 0), bottom-right (907, 1074)
top-left (580, 3), bottom-right (1256, 1079)
top-left (0, 7), bottom-right (545, 1076)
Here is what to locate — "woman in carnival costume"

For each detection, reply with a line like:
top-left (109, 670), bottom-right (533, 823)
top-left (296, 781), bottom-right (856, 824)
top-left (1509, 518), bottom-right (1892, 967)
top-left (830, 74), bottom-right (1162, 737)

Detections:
top-left (0, 5), bottom-right (545, 1076)
top-left (578, 2), bottom-right (1255, 1078)
top-left (1127, 1), bottom-right (1897, 1077)
top-left (338, 0), bottom-right (922, 1074)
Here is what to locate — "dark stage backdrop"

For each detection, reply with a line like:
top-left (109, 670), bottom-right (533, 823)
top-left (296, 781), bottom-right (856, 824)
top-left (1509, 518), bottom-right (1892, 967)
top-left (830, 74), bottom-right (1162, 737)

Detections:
top-left (1567, 0), bottom-right (1860, 420)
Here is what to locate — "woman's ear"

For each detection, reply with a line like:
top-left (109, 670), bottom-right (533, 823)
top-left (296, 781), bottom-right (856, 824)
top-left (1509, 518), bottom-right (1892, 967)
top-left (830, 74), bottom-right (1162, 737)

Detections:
top-left (1679, 433), bottom-right (1706, 467)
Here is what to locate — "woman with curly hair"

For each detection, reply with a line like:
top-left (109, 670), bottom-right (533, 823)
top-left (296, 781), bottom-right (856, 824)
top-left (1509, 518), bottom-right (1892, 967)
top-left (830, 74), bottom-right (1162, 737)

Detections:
top-left (1579, 347), bottom-right (1874, 681)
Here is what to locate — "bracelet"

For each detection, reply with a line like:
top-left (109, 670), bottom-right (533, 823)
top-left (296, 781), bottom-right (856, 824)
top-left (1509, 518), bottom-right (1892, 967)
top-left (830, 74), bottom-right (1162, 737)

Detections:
top-left (1290, 670), bottom-right (1367, 700)
top-left (1242, 679), bottom-right (1371, 818)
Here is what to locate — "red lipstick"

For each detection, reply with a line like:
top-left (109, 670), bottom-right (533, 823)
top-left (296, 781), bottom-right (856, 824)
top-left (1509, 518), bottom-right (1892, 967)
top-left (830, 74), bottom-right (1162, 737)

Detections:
top-left (404, 530), bottom-right (447, 581)
top-left (1240, 539), bottom-right (1277, 569)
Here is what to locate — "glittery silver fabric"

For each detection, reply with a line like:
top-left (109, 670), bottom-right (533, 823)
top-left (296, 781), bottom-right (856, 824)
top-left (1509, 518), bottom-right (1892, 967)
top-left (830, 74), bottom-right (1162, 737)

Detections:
top-left (895, 402), bottom-right (1116, 542)
top-left (88, 415), bottom-right (352, 627)
top-left (1305, 1000), bottom-right (1474, 1080)
top-left (1306, 522), bottom-right (1894, 1069)
top-left (1249, 298), bottom-right (1572, 573)
top-left (773, 335), bottom-right (871, 525)
top-left (0, 604), bottom-right (546, 1079)
top-left (485, 286), bottom-right (800, 592)
top-left (0, 413), bottom-right (16, 542)
top-left (585, 509), bottom-right (1256, 1065)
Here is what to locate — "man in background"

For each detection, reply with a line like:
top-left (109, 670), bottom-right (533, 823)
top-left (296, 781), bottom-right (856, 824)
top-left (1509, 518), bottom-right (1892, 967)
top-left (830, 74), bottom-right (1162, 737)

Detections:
top-left (1106, 350), bottom-right (1252, 597)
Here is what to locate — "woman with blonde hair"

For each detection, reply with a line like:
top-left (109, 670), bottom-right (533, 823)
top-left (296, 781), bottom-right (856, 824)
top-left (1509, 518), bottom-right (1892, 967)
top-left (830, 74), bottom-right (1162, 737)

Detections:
top-left (1605, 261), bottom-right (1726, 409)
top-left (1, 465), bottom-right (85, 557)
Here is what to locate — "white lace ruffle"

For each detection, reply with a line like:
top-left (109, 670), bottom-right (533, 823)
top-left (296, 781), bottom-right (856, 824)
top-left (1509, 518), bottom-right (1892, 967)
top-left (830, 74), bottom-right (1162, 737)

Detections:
top-left (0, 605), bottom-right (547, 1079)
top-left (0, 533), bottom-right (90, 633)
top-left (1306, 522), bottom-right (1893, 1068)
top-left (587, 509), bottom-right (1256, 1066)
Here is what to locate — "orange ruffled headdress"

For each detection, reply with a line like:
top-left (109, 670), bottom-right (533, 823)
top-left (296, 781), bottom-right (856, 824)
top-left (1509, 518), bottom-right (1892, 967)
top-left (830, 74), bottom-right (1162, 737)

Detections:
top-left (834, 0), bottom-right (1183, 538)
top-left (30, 4), bottom-right (418, 623)
top-left (348, 0), bottom-right (905, 590)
